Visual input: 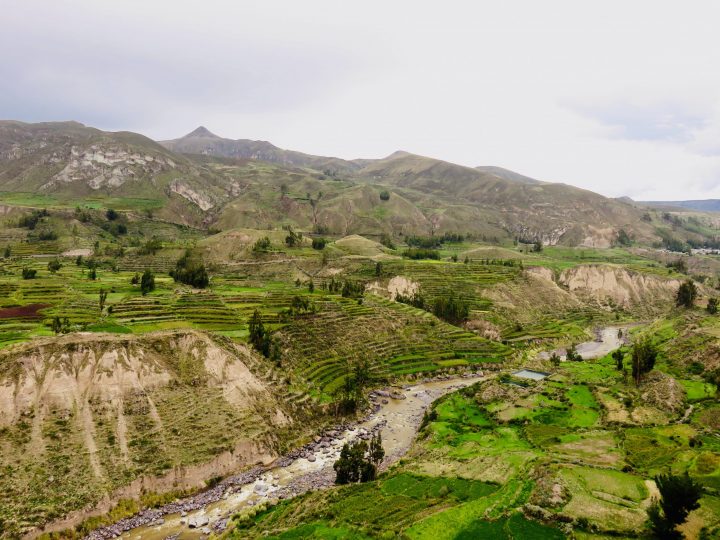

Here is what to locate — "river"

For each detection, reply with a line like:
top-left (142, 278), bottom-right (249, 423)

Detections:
top-left (110, 375), bottom-right (486, 540)
top-left (538, 325), bottom-right (626, 361)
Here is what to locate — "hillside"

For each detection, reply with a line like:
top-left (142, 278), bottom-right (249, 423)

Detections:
top-left (0, 120), bottom-right (229, 225)
top-left (0, 330), bottom-right (313, 537)
top-left (1, 121), bottom-right (718, 249)
top-left (161, 127), bottom-right (359, 175)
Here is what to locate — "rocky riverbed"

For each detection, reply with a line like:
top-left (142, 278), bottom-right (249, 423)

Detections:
top-left (87, 372), bottom-right (486, 540)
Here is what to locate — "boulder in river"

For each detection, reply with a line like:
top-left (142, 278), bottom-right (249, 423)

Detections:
top-left (188, 515), bottom-right (209, 528)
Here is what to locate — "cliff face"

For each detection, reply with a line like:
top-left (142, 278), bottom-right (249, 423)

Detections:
top-left (0, 330), bottom-right (298, 537)
top-left (558, 264), bottom-right (682, 309)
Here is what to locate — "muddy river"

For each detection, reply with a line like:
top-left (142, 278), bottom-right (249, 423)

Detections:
top-left (113, 375), bottom-right (486, 540)
top-left (538, 325), bottom-right (626, 361)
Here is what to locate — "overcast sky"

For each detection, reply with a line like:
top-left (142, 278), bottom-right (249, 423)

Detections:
top-left (2, 0), bottom-right (720, 200)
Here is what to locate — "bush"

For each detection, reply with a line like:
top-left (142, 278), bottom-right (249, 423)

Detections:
top-left (140, 270), bottom-right (155, 295)
top-left (21, 268), bottom-right (37, 279)
top-left (402, 248), bottom-right (440, 260)
top-left (18, 209), bottom-right (48, 230)
top-left (37, 229), bottom-right (58, 241)
top-left (676, 279), bottom-right (697, 308)
top-left (379, 190), bottom-right (390, 201)
top-left (311, 237), bottom-right (327, 250)
top-left (284, 227), bottom-right (302, 247)
top-left (253, 237), bottom-right (271, 253)
top-left (106, 208), bottom-right (119, 221)
top-left (170, 251), bottom-right (209, 288)
top-left (707, 298), bottom-right (718, 315)
top-left (138, 237), bottom-right (163, 255)
top-left (47, 259), bottom-right (62, 273)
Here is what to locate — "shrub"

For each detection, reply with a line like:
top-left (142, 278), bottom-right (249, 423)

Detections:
top-left (106, 208), bottom-right (119, 221)
top-left (47, 259), bottom-right (62, 273)
top-left (707, 298), bottom-right (718, 315)
top-left (170, 251), bottom-right (209, 288)
top-left (676, 279), bottom-right (697, 308)
top-left (140, 270), bottom-right (155, 296)
top-left (311, 237), bottom-right (327, 250)
top-left (138, 237), bottom-right (163, 255)
top-left (21, 268), bottom-right (37, 279)
top-left (18, 209), bottom-right (48, 230)
top-left (253, 236), bottom-right (271, 253)
top-left (284, 227), bottom-right (302, 247)
top-left (402, 248), bottom-right (440, 260)
top-left (379, 190), bottom-right (390, 201)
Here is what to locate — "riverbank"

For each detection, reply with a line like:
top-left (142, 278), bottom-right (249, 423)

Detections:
top-left (85, 373), bottom-right (486, 540)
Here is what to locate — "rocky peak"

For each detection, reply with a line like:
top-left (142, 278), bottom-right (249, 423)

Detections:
top-left (185, 126), bottom-right (220, 139)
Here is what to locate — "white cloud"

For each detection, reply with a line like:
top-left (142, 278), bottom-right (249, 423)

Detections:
top-left (1, 0), bottom-right (720, 200)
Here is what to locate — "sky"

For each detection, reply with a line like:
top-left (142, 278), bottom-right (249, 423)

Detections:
top-left (2, 0), bottom-right (720, 201)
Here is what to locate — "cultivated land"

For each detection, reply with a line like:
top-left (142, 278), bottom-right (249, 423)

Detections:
top-left (0, 121), bottom-right (718, 539)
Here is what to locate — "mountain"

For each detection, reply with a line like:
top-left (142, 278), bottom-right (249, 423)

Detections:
top-left (475, 165), bottom-right (543, 184)
top-left (0, 120), bottom-right (714, 247)
top-left (641, 199), bottom-right (720, 213)
top-left (161, 126), bottom-right (359, 174)
top-left (351, 151), bottom-right (658, 246)
top-left (0, 120), bottom-right (236, 224)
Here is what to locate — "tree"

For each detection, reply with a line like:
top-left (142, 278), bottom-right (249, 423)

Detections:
top-left (99, 289), bottom-right (108, 313)
top-left (612, 348), bottom-right (624, 371)
top-left (707, 298), bottom-right (718, 315)
top-left (248, 309), bottom-right (275, 358)
top-left (51, 316), bottom-right (70, 335)
top-left (170, 250), bottom-right (209, 288)
top-left (375, 262), bottom-right (383, 277)
top-left (285, 227), bottom-right (302, 247)
top-left (631, 337), bottom-right (657, 385)
top-left (140, 270), bottom-right (155, 296)
top-left (252, 236), bottom-right (271, 253)
top-left (533, 241), bottom-right (543, 253)
top-left (648, 473), bottom-right (703, 538)
top-left (369, 432), bottom-right (385, 467)
top-left (333, 433), bottom-right (384, 485)
top-left (3, 246), bottom-right (10, 258)
top-left (676, 279), bottom-right (697, 308)
top-left (550, 352), bottom-right (561, 367)
top-left (47, 259), bottom-right (62, 274)
top-left (106, 208), bottom-right (118, 221)
top-left (131, 273), bottom-right (140, 285)
top-left (308, 280), bottom-right (315, 293)
top-left (616, 228), bottom-right (632, 246)
top-left (311, 237), bottom-right (327, 250)
top-left (432, 290), bottom-right (469, 325)
top-left (21, 268), bottom-right (37, 280)
top-left (88, 267), bottom-right (97, 280)
top-left (379, 190), bottom-right (390, 201)
top-left (566, 344), bottom-right (583, 362)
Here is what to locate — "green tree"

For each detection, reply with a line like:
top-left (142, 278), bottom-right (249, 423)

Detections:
top-left (170, 250), bottom-right (209, 288)
top-left (648, 473), bottom-right (703, 539)
top-left (252, 236), bottom-right (271, 253)
top-left (99, 289), bottom-right (108, 313)
top-left (285, 227), bottom-right (302, 247)
top-left (3, 246), bottom-right (10, 258)
top-left (631, 337), bottom-right (657, 385)
top-left (612, 348), bottom-right (624, 371)
top-left (707, 297), bottom-right (718, 315)
top-left (379, 190), bottom-right (390, 201)
top-left (311, 237), bottom-right (327, 250)
top-left (375, 262), bottom-right (383, 277)
top-left (21, 268), bottom-right (37, 279)
top-left (140, 270), bottom-right (155, 296)
top-left (676, 279), bottom-right (697, 308)
top-left (550, 352), bottom-right (561, 367)
top-left (47, 259), bottom-right (62, 274)
top-left (106, 208), bottom-right (118, 221)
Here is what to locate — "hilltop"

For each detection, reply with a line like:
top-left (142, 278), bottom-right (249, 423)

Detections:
top-left (0, 120), bottom-right (717, 249)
